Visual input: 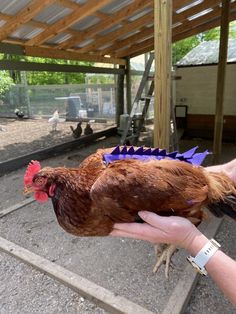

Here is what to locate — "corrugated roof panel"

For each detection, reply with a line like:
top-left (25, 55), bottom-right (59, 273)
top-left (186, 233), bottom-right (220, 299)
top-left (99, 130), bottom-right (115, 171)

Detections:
top-left (33, 4), bottom-right (73, 24)
top-left (72, 15), bottom-right (100, 31)
top-left (99, 24), bottom-right (123, 36)
top-left (128, 7), bottom-right (153, 22)
top-left (97, 43), bottom-right (113, 50)
top-left (0, 20), bottom-right (6, 27)
top-left (188, 8), bottom-right (213, 21)
top-left (146, 23), bottom-right (154, 28)
top-left (76, 38), bottom-right (94, 48)
top-left (119, 30), bottom-right (140, 40)
top-left (136, 35), bottom-right (152, 44)
top-left (172, 22), bottom-right (182, 28)
top-left (177, 39), bottom-right (236, 65)
top-left (99, 0), bottom-right (134, 14)
top-left (10, 25), bottom-right (43, 40)
top-left (70, 0), bottom-right (87, 4)
top-left (175, 0), bottom-right (204, 14)
top-left (46, 33), bottom-right (72, 44)
top-left (0, 0), bottom-right (31, 15)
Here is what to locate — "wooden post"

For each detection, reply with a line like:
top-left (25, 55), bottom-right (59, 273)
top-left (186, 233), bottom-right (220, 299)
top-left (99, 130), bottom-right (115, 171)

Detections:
top-left (212, 0), bottom-right (230, 164)
top-left (154, 0), bottom-right (172, 149)
top-left (115, 65), bottom-right (125, 126)
top-left (126, 57), bottom-right (132, 114)
top-left (144, 53), bottom-right (150, 96)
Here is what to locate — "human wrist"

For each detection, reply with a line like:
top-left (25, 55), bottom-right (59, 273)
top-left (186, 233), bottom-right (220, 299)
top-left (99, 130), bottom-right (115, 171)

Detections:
top-left (182, 227), bottom-right (209, 256)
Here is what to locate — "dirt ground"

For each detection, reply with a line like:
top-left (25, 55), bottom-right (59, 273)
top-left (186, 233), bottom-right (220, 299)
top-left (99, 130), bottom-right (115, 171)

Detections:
top-left (0, 117), bottom-right (115, 162)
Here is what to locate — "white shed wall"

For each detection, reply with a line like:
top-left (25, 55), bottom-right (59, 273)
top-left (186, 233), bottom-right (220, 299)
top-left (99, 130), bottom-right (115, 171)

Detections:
top-left (176, 64), bottom-right (236, 115)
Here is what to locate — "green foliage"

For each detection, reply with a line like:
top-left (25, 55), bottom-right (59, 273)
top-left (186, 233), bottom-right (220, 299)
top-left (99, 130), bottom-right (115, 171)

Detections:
top-left (86, 74), bottom-right (114, 84)
top-left (0, 71), bottom-right (14, 99)
top-left (25, 58), bottom-right (92, 85)
top-left (172, 36), bottom-right (200, 64)
top-left (0, 54), bottom-right (93, 85)
top-left (26, 71), bottom-right (86, 85)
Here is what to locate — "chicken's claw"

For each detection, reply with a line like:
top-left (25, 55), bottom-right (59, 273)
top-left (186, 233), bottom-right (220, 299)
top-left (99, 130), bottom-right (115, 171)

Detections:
top-left (153, 244), bottom-right (177, 278)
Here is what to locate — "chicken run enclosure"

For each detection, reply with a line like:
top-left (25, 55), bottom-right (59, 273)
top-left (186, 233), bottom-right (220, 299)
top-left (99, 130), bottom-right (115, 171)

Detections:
top-left (2, 82), bottom-right (117, 118)
top-left (0, 0), bottom-right (236, 314)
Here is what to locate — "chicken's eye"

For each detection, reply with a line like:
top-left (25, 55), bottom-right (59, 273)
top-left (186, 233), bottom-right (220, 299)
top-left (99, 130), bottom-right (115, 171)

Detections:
top-left (34, 176), bottom-right (47, 186)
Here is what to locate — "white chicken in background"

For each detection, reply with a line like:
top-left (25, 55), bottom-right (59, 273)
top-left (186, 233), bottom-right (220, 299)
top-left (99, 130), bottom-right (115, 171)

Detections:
top-left (48, 110), bottom-right (65, 131)
top-left (0, 125), bottom-right (6, 132)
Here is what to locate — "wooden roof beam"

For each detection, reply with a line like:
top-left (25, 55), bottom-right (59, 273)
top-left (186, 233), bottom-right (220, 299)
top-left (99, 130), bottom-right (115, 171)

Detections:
top-left (129, 9), bottom-right (236, 58)
top-left (57, 0), bottom-right (153, 50)
top-left (100, 27), bottom-right (154, 56)
top-left (174, 1), bottom-right (236, 37)
top-left (173, 8), bottom-right (236, 42)
top-left (116, 37), bottom-right (154, 58)
top-left (100, 0), bottom-right (222, 57)
top-left (25, 0), bottom-right (113, 46)
top-left (0, 0), bottom-right (57, 42)
top-left (56, 0), bottom-right (108, 19)
top-left (77, 12), bottom-right (154, 54)
top-left (0, 12), bottom-right (81, 38)
top-left (173, 0), bottom-right (222, 24)
top-left (76, 0), bottom-right (196, 54)
top-left (23, 46), bottom-right (126, 65)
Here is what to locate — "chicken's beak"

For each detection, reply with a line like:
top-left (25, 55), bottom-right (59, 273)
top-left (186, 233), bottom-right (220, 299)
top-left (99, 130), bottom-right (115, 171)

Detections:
top-left (23, 186), bottom-right (34, 195)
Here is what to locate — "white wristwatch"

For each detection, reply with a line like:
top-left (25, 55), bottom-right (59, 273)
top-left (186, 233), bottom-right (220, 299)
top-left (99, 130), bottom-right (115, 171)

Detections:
top-left (187, 239), bottom-right (221, 276)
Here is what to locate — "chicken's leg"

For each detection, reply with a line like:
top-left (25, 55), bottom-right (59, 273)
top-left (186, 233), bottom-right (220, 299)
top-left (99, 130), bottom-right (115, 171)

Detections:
top-left (153, 244), bottom-right (177, 278)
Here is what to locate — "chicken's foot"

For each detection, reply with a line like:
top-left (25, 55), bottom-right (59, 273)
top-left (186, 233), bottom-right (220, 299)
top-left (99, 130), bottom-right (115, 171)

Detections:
top-left (153, 244), bottom-right (177, 278)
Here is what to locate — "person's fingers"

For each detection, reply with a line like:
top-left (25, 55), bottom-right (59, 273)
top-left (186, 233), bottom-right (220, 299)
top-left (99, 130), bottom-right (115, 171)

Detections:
top-left (112, 222), bottom-right (141, 232)
top-left (110, 229), bottom-right (146, 240)
top-left (111, 222), bottom-right (169, 243)
top-left (138, 211), bottom-right (170, 232)
top-left (110, 229), bottom-right (160, 243)
top-left (112, 222), bottom-right (161, 237)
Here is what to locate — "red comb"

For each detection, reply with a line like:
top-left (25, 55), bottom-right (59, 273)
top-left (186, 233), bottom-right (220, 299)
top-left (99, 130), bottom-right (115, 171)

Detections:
top-left (24, 160), bottom-right (41, 186)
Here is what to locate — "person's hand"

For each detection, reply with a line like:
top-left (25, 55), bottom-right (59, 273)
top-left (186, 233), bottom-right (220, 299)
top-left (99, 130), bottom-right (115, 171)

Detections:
top-left (206, 158), bottom-right (236, 184)
top-left (110, 211), bottom-right (204, 252)
top-left (222, 159), bottom-right (236, 183)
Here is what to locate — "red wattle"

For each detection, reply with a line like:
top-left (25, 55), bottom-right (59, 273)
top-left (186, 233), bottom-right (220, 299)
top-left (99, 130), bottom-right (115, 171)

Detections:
top-left (34, 191), bottom-right (48, 203)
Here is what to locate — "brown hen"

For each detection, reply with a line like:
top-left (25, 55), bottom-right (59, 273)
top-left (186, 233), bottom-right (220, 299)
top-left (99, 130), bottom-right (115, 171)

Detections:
top-left (24, 146), bottom-right (236, 276)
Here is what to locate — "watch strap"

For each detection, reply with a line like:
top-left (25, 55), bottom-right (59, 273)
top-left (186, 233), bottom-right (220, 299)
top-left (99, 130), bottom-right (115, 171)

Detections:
top-left (187, 239), bottom-right (221, 275)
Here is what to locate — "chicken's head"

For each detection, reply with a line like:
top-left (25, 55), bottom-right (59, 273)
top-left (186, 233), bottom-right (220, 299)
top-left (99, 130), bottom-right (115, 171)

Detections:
top-left (24, 160), bottom-right (56, 203)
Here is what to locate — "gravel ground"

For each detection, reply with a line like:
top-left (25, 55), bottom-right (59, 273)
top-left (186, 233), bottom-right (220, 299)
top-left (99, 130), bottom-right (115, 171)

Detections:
top-left (0, 252), bottom-right (107, 314)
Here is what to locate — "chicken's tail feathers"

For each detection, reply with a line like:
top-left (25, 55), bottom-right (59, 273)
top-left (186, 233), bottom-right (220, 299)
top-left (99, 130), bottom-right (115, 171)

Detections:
top-left (70, 125), bottom-right (74, 132)
top-left (206, 171), bottom-right (236, 220)
top-left (207, 195), bottom-right (236, 220)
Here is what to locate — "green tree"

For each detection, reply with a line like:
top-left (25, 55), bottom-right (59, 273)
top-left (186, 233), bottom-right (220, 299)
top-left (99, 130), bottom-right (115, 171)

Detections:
top-left (172, 36), bottom-right (200, 64)
top-left (0, 54), bottom-right (93, 85)
top-left (0, 71), bottom-right (14, 100)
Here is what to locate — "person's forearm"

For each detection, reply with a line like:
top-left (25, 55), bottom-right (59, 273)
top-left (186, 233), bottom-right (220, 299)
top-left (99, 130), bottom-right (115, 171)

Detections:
top-left (186, 230), bottom-right (236, 307)
top-left (205, 250), bottom-right (236, 307)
